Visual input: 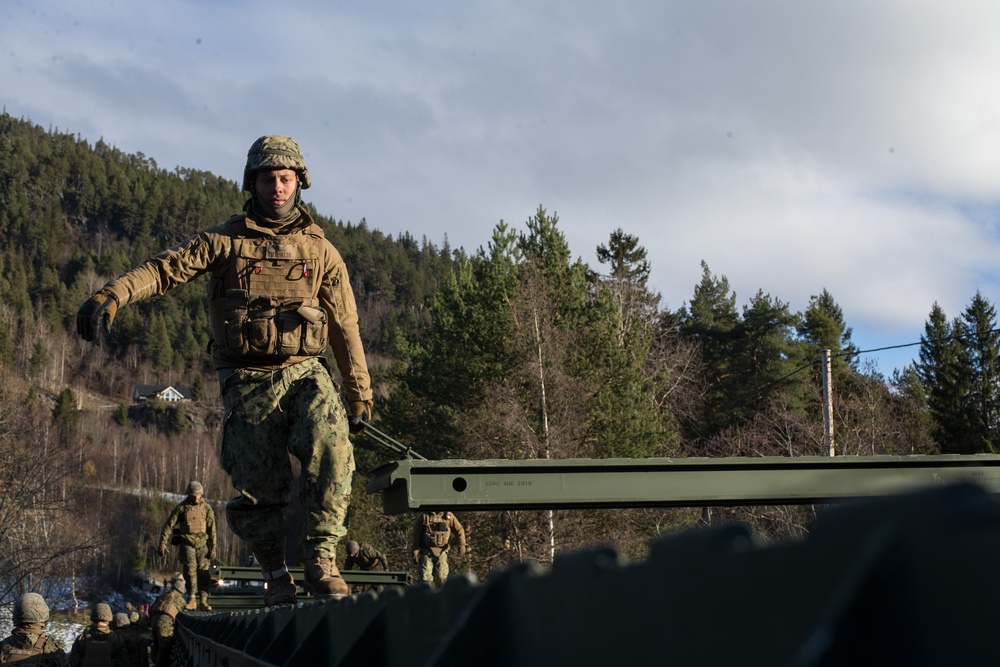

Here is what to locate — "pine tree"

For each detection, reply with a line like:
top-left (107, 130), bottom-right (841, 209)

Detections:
top-left (957, 292), bottom-right (1000, 453)
top-left (797, 289), bottom-right (858, 381)
top-left (917, 303), bottom-right (971, 453)
top-left (677, 261), bottom-right (741, 440)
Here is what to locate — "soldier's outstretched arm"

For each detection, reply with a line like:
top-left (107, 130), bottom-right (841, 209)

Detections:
top-left (77, 231), bottom-right (224, 341)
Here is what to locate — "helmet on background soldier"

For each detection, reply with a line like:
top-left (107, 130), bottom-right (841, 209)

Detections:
top-left (186, 481), bottom-right (204, 497)
top-left (171, 575), bottom-right (187, 595)
top-left (92, 603), bottom-right (113, 623)
top-left (345, 540), bottom-right (360, 556)
top-left (13, 593), bottom-right (49, 625)
top-left (242, 135), bottom-right (311, 192)
top-left (113, 613), bottom-right (130, 629)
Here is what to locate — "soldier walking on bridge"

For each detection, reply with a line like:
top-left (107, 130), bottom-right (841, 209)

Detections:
top-left (78, 135), bottom-right (373, 607)
top-left (0, 593), bottom-right (68, 666)
top-left (158, 481), bottom-right (217, 611)
top-left (411, 511), bottom-right (468, 588)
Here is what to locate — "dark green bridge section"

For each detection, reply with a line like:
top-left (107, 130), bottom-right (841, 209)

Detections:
top-left (365, 454), bottom-right (1000, 514)
top-left (177, 482), bottom-right (1000, 666)
top-left (207, 565), bottom-right (409, 611)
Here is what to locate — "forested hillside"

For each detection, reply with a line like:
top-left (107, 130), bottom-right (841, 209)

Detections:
top-left (0, 112), bottom-right (995, 599)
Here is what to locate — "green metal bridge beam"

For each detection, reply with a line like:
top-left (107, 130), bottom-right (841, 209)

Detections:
top-left (365, 454), bottom-right (1000, 515)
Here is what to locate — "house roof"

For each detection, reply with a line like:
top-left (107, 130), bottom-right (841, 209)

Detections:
top-left (133, 384), bottom-right (194, 400)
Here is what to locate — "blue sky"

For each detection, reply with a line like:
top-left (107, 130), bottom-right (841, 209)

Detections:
top-left (4, 0), bottom-right (1000, 375)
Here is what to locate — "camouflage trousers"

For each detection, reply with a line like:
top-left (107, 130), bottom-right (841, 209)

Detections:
top-left (419, 548), bottom-right (451, 588)
top-left (177, 542), bottom-right (211, 597)
top-left (219, 357), bottom-right (354, 560)
top-left (151, 615), bottom-right (175, 667)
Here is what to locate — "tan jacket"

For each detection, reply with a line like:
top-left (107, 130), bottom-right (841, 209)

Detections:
top-left (412, 511), bottom-right (466, 555)
top-left (98, 208), bottom-right (371, 401)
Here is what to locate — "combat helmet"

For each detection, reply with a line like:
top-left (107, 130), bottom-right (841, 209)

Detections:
top-left (91, 603), bottom-right (113, 623)
top-left (113, 612), bottom-right (130, 629)
top-left (13, 593), bottom-right (49, 625)
top-left (171, 575), bottom-right (187, 595)
top-left (345, 540), bottom-right (360, 556)
top-left (242, 135), bottom-right (311, 192)
top-left (186, 480), bottom-right (204, 496)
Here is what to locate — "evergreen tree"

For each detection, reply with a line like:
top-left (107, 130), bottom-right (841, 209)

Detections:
top-left (917, 303), bottom-right (971, 453)
top-left (52, 387), bottom-right (80, 440)
top-left (797, 289), bottom-right (858, 381)
top-left (677, 261), bottom-right (741, 440)
top-left (957, 292), bottom-right (1000, 452)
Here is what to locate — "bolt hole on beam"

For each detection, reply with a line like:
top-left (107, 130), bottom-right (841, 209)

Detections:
top-left (452, 477), bottom-right (467, 493)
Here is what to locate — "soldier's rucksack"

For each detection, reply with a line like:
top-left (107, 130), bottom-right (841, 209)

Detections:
top-left (0, 633), bottom-right (45, 663)
top-left (422, 512), bottom-right (451, 548)
top-left (150, 593), bottom-right (181, 619)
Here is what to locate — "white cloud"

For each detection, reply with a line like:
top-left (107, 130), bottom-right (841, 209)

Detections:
top-left (2, 0), bottom-right (1000, 372)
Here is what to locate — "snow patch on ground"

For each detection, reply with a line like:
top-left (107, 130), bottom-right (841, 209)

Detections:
top-left (0, 580), bottom-right (156, 652)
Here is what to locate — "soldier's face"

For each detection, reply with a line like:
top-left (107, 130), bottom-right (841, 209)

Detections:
top-left (254, 168), bottom-right (298, 209)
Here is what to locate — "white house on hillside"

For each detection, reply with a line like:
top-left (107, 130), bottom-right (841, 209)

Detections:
top-left (132, 384), bottom-right (193, 404)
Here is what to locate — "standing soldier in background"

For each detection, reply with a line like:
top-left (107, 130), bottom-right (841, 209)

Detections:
top-left (0, 593), bottom-right (68, 665)
top-left (77, 135), bottom-right (373, 606)
top-left (69, 603), bottom-right (122, 667)
top-left (411, 511), bottom-right (468, 589)
top-left (344, 540), bottom-right (389, 594)
top-left (149, 576), bottom-right (186, 667)
top-left (158, 481), bottom-right (217, 610)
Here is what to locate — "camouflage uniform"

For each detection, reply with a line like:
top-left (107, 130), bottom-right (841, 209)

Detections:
top-left (78, 136), bottom-right (373, 604)
top-left (68, 604), bottom-right (123, 667)
top-left (345, 541), bottom-right (389, 593)
top-left (344, 542), bottom-right (388, 571)
top-left (158, 486), bottom-right (217, 607)
top-left (0, 593), bottom-right (68, 665)
top-left (149, 580), bottom-right (186, 667)
top-left (412, 511), bottom-right (467, 588)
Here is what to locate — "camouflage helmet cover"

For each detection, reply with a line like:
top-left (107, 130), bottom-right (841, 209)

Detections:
top-left (92, 603), bottom-right (113, 623)
top-left (186, 481), bottom-right (204, 496)
top-left (242, 135), bottom-right (311, 191)
top-left (13, 593), bottom-right (49, 624)
top-left (345, 540), bottom-right (360, 555)
top-left (129, 611), bottom-right (140, 623)
top-left (171, 575), bottom-right (187, 594)
top-left (113, 612), bottom-right (130, 629)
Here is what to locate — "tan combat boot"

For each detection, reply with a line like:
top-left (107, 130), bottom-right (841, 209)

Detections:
top-left (255, 547), bottom-right (297, 607)
top-left (302, 556), bottom-right (350, 598)
top-left (185, 594), bottom-right (198, 611)
top-left (198, 592), bottom-right (212, 611)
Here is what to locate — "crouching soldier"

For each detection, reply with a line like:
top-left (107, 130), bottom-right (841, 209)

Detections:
top-left (0, 593), bottom-right (68, 665)
top-left (344, 540), bottom-right (389, 594)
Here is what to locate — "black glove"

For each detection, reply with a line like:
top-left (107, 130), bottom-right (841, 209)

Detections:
top-left (77, 291), bottom-right (118, 341)
top-left (348, 399), bottom-right (373, 434)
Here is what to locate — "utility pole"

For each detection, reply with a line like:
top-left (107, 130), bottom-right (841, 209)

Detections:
top-left (821, 349), bottom-right (835, 456)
